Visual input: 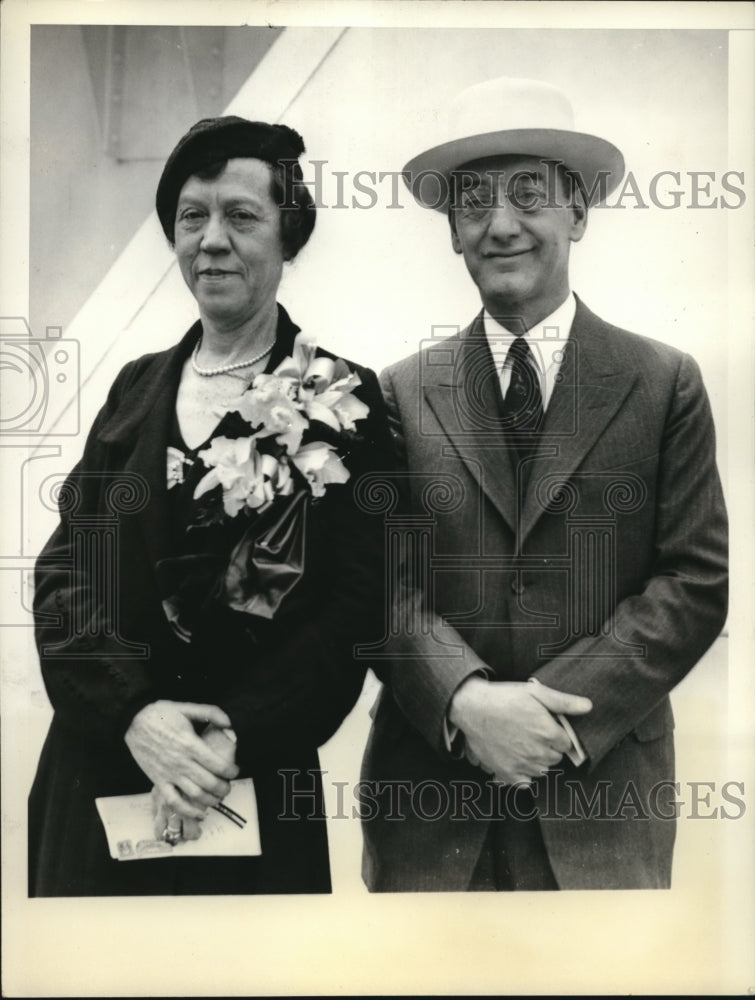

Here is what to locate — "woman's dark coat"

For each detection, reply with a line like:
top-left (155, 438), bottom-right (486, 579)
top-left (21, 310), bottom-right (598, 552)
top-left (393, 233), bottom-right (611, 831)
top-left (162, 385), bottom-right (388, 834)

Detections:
top-left (29, 307), bottom-right (391, 895)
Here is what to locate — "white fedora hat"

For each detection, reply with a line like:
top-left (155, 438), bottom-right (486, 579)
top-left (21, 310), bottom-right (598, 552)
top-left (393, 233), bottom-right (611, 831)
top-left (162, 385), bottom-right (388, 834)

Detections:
top-left (403, 76), bottom-right (624, 211)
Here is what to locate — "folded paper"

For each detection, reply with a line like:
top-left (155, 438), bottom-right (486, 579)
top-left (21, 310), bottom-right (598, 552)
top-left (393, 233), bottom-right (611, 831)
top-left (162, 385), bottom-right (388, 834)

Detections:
top-left (95, 778), bottom-right (261, 861)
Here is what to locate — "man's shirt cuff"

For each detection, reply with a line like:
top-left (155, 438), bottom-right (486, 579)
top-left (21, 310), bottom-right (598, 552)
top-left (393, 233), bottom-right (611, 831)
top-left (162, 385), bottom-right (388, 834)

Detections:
top-left (442, 717), bottom-right (465, 758)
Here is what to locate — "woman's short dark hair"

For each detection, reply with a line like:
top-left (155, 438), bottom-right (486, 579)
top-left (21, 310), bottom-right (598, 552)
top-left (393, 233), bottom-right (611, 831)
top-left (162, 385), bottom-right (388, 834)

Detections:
top-left (156, 116), bottom-right (316, 260)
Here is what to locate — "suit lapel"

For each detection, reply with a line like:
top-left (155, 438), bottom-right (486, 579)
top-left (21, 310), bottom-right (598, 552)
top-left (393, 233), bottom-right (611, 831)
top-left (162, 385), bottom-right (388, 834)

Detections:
top-left (519, 299), bottom-right (638, 541)
top-left (423, 313), bottom-right (520, 534)
top-left (423, 301), bottom-right (639, 543)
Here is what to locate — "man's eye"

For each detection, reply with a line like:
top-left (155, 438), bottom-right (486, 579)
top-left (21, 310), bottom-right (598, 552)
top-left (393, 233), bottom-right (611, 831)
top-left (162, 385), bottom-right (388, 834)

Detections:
top-left (509, 182), bottom-right (548, 210)
top-left (462, 191), bottom-right (491, 211)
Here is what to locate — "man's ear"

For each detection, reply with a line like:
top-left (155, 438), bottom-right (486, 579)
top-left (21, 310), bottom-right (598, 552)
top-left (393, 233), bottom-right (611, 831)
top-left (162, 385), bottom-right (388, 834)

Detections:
top-left (569, 189), bottom-right (589, 244)
top-left (449, 214), bottom-right (463, 254)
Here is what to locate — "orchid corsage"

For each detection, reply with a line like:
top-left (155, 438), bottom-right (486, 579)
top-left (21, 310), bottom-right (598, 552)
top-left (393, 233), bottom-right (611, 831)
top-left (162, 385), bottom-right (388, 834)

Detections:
top-left (190, 331), bottom-right (368, 521)
top-left (161, 332), bottom-right (370, 627)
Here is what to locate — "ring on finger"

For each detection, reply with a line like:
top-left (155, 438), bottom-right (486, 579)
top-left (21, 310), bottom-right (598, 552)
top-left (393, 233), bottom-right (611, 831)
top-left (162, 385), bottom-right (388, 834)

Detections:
top-left (163, 812), bottom-right (183, 845)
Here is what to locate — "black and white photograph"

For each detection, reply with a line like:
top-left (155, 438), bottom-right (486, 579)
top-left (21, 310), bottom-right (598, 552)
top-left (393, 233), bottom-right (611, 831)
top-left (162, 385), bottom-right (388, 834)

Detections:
top-left (1, 0), bottom-right (753, 995)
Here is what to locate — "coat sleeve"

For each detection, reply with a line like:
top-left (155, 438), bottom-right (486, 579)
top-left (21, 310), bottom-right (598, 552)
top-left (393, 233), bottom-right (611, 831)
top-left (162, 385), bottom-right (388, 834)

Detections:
top-left (531, 351), bottom-right (728, 769)
top-left (33, 360), bottom-right (162, 745)
top-left (213, 366), bottom-right (397, 766)
top-left (366, 367), bottom-right (490, 758)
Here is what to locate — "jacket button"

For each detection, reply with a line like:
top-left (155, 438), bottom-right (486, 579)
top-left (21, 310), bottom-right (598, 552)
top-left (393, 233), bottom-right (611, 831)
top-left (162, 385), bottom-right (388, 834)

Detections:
top-left (510, 579), bottom-right (525, 595)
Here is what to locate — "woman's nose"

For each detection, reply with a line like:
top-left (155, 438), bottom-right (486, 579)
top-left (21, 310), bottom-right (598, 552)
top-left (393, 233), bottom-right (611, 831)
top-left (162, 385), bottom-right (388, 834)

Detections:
top-left (200, 214), bottom-right (231, 252)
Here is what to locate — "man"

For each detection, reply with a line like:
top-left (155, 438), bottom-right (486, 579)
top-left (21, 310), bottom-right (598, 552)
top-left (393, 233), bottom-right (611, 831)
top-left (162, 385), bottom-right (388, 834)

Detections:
top-left (361, 76), bottom-right (728, 891)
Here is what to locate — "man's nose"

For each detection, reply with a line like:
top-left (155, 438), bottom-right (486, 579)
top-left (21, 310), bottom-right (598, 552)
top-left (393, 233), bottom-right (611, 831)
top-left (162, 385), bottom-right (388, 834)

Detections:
top-left (200, 214), bottom-right (231, 252)
top-left (486, 200), bottom-right (523, 240)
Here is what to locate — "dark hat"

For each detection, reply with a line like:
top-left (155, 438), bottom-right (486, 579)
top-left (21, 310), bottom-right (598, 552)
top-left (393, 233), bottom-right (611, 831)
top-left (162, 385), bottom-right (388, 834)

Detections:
top-left (155, 116), bottom-right (306, 240)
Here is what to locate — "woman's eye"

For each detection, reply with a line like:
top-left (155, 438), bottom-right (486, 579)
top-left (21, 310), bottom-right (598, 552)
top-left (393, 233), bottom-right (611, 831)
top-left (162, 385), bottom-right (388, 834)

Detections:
top-left (178, 209), bottom-right (203, 223)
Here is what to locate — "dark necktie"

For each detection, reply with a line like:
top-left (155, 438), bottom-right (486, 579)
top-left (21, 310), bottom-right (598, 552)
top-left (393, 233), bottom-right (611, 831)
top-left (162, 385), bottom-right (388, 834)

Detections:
top-left (500, 335), bottom-right (544, 482)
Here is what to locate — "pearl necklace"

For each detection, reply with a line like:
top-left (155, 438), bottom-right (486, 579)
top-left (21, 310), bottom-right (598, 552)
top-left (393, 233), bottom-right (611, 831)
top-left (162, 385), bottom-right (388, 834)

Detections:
top-left (191, 337), bottom-right (274, 377)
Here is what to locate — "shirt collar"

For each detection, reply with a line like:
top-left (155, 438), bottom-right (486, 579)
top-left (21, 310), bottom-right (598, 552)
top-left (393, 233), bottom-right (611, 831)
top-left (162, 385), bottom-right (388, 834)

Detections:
top-left (483, 292), bottom-right (576, 368)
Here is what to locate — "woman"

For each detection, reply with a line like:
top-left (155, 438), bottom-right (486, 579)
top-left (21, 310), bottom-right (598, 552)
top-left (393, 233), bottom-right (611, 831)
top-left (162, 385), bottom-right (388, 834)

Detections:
top-left (29, 116), bottom-right (391, 895)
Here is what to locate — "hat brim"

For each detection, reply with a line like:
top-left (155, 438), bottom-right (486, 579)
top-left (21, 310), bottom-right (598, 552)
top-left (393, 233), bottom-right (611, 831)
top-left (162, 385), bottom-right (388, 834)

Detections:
top-left (403, 128), bottom-right (625, 210)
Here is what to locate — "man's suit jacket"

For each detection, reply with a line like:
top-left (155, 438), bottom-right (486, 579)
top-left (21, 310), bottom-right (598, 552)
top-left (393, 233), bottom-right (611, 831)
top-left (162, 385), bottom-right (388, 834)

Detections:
top-left (361, 297), bottom-right (728, 891)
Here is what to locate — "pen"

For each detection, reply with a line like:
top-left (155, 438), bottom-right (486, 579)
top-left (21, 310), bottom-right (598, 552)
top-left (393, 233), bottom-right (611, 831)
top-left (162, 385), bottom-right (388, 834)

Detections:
top-left (211, 802), bottom-right (247, 828)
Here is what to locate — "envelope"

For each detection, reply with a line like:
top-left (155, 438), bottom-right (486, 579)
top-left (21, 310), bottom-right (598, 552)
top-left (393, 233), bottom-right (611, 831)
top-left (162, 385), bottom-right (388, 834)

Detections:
top-left (95, 777), bottom-right (262, 860)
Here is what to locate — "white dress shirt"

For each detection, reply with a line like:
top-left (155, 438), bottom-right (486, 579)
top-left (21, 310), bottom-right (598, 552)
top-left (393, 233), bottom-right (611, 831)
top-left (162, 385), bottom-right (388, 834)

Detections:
top-left (483, 292), bottom-right (576, 410)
